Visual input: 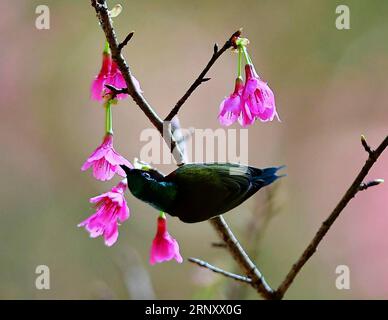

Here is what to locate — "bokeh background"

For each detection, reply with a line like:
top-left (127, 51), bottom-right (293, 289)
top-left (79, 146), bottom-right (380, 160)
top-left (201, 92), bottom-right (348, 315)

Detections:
top-left (1, 0), bottom-right (387, 299)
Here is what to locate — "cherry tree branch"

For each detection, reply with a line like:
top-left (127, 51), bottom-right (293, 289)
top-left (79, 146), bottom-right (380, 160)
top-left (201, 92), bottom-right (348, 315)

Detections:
top-left (91, 0), bottom-right (388, 300)
top-left (273, 135), bottom-right (388, 299)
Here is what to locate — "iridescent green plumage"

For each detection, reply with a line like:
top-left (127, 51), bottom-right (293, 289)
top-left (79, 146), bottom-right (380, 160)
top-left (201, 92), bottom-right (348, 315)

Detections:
top-left (122, 163), bottom-right (284, 223)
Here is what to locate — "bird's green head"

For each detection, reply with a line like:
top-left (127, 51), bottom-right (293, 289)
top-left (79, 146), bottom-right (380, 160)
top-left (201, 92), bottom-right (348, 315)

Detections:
top-left (120, 165), bottom-right (164, 198)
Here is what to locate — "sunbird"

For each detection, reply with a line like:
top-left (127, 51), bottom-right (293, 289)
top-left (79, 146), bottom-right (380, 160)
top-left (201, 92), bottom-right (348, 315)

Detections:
top-left (121, 163), bottom-right (284, 223)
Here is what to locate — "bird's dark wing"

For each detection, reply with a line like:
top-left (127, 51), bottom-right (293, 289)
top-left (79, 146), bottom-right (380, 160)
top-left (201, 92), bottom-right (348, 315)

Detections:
top-left (163, 163), bottom-right (259, 223)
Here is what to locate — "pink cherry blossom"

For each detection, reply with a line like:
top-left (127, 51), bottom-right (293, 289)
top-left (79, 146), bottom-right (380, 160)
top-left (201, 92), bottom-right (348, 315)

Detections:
top-left (218, 77), bottom-right (257, 127)
top-left (150, 216), bottom-right (183, 265)
top-left (81, 133), bottom-right (132, 181)
top-left (78, 181), bottom-right (130, 246)
top-left (91, 53), bottom-right (112, 102)
top-left (218, 78), bottom-right (245, 126)
top-left (243, 64), bottom-right (279, 122)
top-left (91, 52), bottom-right (142, 101)
top-left (107, 61), bottom-right (128, 100)
top-left (108, 62), bottom-right (142, 98)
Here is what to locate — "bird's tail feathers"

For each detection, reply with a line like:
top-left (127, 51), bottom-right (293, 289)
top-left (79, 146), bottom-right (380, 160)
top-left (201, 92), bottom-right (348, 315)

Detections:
top-left (254, 165), bottom-right (286, 187)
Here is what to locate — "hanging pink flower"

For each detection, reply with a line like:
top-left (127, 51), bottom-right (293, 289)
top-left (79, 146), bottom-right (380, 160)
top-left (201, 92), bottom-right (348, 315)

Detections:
top-left (218, 37), bottom-right (280, 126)
top-left (218, 77), bottom-right (256, 127)
top-left (78, 181), bottom-right (130, 246)
top-left (218, 78), bottom-right (245, 126)
top-left (108, 62), bottom-right (143, 98)
top-left (90, 47), bottom-right (142, 101)
top-left (91, 53), bottom-right (112, 102)
top-left (150, 215), bottom-right (183, 265)
top-left (81, 133), bottom-right (132, 181)
top-left (243, 64), bottom-right (279, 122)
top-left (107, 61), bottom-right (128, 100)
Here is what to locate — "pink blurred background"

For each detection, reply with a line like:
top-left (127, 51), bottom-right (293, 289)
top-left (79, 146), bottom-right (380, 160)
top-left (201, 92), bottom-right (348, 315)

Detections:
top-left (0, 0), bottom-right (387, 299)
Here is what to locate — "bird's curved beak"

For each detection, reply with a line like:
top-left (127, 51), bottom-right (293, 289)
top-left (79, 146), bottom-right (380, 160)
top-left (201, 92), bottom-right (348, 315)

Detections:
top-left (120, 165), bottom-right (133, 177)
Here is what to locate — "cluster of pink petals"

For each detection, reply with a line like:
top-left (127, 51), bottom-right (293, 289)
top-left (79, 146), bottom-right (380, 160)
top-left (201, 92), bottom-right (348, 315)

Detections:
top-left (219, 64), bottom-right (279, 127)
top-left (218, 77), bottom-right (245, 126)
top-left (91, 52), bottom-right (142, 102)
top-left (78, 181), bottom-right (130, 246)
top-left (81, 133), bottom-right (132, 181)
top-left (150, 216), bottom-right (183, 265)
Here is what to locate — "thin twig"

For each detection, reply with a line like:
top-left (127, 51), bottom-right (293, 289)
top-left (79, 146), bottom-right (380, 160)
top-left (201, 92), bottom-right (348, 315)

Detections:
top-left (118, 31), bottom-right (134, 51)
top-left (104, 84), bottom-right (127, 94)
top-left (104, 84), bottom-right (128, 100)
top-left (188, 258), bottom-right (252, 284)
top-left (274, 135), bottom-right (388, 299)
top-left (361, 134), bottom-right (373, 156)
top-left (164, 29), bottom-right (241, 121)
top-left (359, 179), bottom-right (384, 191)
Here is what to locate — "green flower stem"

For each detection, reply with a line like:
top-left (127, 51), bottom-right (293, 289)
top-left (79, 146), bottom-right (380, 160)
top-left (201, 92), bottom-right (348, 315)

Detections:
top-left (103, 41), bottom-right (111, 55)
top-left (241, 45), bottom-right (253, 65)
top-left (159, 212), bottom-right (166, 219)
top-left (105, 101), bottom-right (113, 134)
top-left (237, 47), bottom-right (243, 78)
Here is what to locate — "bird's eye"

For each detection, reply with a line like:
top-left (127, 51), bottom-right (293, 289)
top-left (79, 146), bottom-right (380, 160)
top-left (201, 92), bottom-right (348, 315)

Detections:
top-left (143, 172), bottom-right (151, 179)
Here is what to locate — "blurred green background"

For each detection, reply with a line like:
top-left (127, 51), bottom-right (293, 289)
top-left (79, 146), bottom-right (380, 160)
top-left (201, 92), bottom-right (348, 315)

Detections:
top-left (1, 0), bottom-right (387, 299)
